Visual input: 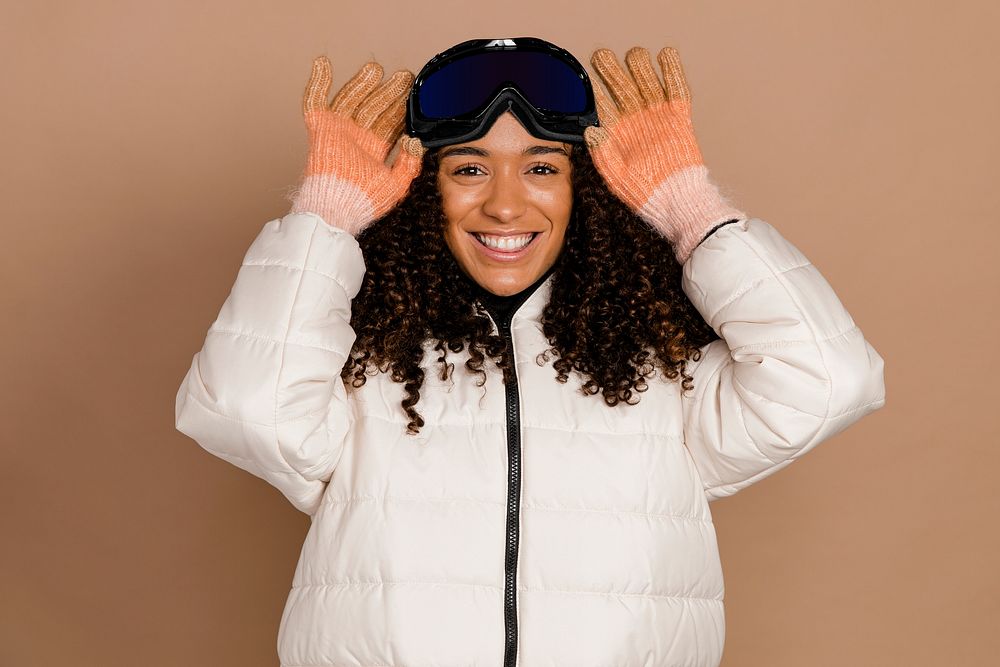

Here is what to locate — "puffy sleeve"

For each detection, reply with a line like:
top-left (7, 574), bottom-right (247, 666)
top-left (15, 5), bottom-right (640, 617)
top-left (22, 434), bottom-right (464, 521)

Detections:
top-left (174, 212), bottom-right (364, 515)
top-left (679, 217), bottom-right (886, 501)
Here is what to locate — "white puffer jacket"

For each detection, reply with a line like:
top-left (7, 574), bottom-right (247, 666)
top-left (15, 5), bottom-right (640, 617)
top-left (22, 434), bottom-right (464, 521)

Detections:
top-left (175, 211), bottom-right (886, 667)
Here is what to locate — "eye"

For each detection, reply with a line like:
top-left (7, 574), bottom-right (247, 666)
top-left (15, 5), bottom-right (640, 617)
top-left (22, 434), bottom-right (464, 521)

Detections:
top-left (452, 163), bottom-right (484, 176)
top-left (528, 162), bottom-right (559, 175)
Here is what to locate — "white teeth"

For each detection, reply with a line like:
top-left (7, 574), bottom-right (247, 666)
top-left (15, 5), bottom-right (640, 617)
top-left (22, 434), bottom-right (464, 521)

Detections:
top-left (473, 232), bottom-right (535, 251)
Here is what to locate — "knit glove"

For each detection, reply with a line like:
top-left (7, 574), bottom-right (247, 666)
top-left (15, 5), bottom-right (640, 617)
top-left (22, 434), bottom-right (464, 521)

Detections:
top-left (286, 56), bottom-right (427, 237)
top-left (584, 46), bottom-right (747, 263)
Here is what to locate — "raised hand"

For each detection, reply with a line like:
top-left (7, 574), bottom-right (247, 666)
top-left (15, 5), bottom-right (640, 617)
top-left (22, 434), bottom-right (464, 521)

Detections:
top-left (287, 56), bottom-right (427, 236)
top-left (584, 46), bottom-right (745, 263)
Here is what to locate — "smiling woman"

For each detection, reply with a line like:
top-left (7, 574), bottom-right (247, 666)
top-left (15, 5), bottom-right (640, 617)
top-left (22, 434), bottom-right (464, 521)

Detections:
top-left (174, 36), bottom-right (886, 667)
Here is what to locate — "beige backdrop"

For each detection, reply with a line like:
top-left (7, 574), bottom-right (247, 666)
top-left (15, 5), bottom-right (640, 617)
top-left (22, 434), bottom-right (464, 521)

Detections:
top-left (3, 0), bottom-right (998, 665)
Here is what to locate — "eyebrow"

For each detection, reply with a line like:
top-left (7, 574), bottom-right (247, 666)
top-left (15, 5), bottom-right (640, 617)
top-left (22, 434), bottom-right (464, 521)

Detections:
top-left (438, 145), bottom-right (570, 159)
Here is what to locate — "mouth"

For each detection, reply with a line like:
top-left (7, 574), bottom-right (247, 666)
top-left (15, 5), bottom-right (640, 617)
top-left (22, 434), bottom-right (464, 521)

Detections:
top-left (468, 231), bottom-right (542, 262)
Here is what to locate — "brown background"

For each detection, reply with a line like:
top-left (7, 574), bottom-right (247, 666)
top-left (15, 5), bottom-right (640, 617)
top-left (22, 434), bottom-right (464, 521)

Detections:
top-left (3, 0), bottom-right (998, 665)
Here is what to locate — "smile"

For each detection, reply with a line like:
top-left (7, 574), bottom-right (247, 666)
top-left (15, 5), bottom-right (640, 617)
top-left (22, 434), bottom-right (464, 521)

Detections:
top-left (468, 231), bottom-right (542, 261)
top-left (472, 232), bottom-right (537, 250)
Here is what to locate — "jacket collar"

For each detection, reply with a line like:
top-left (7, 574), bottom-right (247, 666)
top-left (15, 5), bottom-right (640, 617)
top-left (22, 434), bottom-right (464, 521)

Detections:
top-left (470, 267), bottom-right (557, 330)
top-left (511, 271), bottom-right (554, 325)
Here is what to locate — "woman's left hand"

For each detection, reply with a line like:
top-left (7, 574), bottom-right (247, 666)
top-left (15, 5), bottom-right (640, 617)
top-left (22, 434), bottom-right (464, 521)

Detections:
top-left (585, 46), bottom-right (746, 263)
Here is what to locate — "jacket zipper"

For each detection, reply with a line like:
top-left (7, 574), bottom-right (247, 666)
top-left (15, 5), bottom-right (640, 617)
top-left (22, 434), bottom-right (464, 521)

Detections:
top-left (477, 307), bottom-right (522, 667)
top-left (497, 314), bottom-right (522, 667)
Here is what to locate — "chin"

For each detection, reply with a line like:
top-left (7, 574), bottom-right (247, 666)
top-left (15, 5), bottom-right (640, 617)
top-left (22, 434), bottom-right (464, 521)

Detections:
top-left (479, 270), bottom-right (540, 296)
top-left (485, 284), bottom-right (521, 297)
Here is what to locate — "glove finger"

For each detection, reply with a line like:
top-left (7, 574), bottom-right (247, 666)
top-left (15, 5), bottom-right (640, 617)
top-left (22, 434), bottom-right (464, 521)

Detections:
top-left (356, 69), bottom-right (414, 130)
top-left (625, 46), bottom-right (667, 105)
top-left (303, 55), bottom-right (333, 114)
top-left (371, 94), bottom-right (407, 146)
top-left (584, 125), bottom-right (610, 150)
top-left (657, 47), bottom-right (692, 104)
top-left (329, 61), bottom-right (384, 114)
top-left (587, 54), bottom-right (642, 163)
top-left (591, 68), bottom-right (642, 157)
top-left (399, 135), bottom-right (427, 161)
top-left (590, 48), bottom-right (644, 114)
top-left (591, 80), bottom-right (621, 129)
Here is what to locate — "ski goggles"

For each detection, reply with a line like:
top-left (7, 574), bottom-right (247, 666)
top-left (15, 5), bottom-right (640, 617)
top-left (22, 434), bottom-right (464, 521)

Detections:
top-left (406, 37), bottom-right (600, 148)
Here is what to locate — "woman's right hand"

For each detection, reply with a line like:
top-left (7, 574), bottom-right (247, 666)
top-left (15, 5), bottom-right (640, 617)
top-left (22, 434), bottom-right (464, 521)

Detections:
top-left (287, 55), bottom-right (426, 236)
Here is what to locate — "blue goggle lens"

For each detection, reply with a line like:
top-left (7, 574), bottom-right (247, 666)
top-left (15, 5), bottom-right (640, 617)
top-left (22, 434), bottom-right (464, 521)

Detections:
top-left (418, 51), bottom-right (588, 118)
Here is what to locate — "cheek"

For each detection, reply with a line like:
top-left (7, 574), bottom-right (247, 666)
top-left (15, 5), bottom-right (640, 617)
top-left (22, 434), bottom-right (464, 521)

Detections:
top-left (540, 181), bottom-right (573, 230)
top-left (437, 181), bottom-right (475, 228)
top-left (436, 182), bottom-right (462, 246)
top-left (443, 221), bottom-right (465, 256)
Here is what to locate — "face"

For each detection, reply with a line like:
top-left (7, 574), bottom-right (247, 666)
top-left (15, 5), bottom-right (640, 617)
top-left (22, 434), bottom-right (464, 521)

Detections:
top-left (437, 111), bottom-right (573, 296)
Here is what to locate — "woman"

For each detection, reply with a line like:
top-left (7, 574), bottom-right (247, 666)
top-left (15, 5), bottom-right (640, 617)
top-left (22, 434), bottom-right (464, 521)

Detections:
top-left (175, 37), bottom-right (886, 667)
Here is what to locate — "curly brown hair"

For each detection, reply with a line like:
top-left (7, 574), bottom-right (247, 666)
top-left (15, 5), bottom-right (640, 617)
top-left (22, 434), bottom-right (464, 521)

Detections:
top-left (342, 144), bottom-right (721, 435)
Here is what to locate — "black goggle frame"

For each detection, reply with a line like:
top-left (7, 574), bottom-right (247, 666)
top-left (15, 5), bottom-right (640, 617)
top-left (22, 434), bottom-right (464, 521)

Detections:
top-left (406, 37), bottom-right (600, 149)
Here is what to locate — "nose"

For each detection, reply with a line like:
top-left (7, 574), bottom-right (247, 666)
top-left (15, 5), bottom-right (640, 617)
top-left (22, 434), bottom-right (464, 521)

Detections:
top-left (480, 168), bottom-right (528, 224)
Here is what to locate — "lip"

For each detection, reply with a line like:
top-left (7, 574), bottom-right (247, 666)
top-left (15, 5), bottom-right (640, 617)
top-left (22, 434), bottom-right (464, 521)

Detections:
top-left (468, 231), bottom-right (543, 262)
